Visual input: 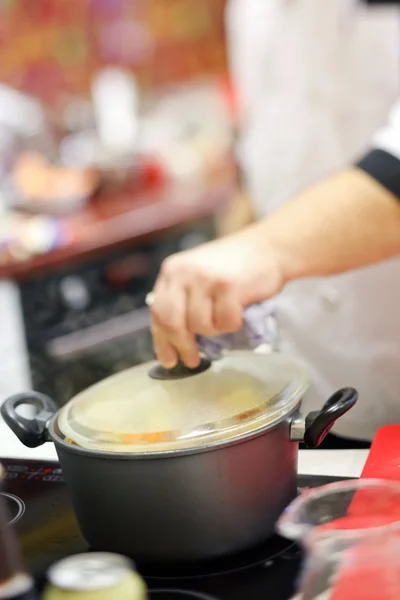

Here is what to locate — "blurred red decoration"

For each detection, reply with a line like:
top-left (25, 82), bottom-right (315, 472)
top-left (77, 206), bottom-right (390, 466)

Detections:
top-left (0, 0), bottom-right (228, 112)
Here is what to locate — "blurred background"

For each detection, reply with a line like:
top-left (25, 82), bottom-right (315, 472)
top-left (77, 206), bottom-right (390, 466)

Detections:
top-left (0, 0), bottom-right (239, 406)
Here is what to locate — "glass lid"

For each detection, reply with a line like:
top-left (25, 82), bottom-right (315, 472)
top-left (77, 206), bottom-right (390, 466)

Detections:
top-left (56, 351), bottom-right (309, 454)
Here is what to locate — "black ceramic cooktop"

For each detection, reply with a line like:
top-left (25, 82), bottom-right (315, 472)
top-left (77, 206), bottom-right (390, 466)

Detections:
top-left (0, 458), bottom-right (347, 600)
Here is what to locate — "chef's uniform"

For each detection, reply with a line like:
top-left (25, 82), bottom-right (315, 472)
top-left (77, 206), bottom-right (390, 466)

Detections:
top-left (226, 0), bottom-right (400, 441)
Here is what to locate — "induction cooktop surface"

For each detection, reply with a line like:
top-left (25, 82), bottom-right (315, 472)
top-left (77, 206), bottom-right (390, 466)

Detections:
top-left (0, 458), bottom-right (347, 599)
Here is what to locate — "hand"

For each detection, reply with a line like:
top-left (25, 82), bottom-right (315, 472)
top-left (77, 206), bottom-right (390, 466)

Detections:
top-left (150, 227), bottom-right (284, 368)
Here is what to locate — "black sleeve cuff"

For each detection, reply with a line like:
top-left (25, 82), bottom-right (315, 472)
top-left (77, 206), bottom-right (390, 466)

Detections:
top-left (356, 149), bottom-right (400, 200)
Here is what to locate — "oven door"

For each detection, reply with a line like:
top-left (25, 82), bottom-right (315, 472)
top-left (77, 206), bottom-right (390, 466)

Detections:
top-left (36, 307), bottom-right (154, 406)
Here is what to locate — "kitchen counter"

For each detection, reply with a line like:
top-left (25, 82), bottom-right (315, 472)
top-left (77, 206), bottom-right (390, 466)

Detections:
top-left (0, 419), bottom-right (368, 477)
top-left (0, 160), bottom-right (234, 281)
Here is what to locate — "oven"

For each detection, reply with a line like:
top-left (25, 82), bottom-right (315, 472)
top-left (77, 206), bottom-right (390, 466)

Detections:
top-left (18, 223), bottom-right (214, 406)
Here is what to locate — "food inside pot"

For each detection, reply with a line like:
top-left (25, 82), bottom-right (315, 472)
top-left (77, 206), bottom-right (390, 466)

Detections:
top-left (63, 438), bottom-right (79, 447)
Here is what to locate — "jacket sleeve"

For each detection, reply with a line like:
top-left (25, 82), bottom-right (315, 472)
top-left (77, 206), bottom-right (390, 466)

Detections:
top-left (356, 99), bottom-right (400, 199)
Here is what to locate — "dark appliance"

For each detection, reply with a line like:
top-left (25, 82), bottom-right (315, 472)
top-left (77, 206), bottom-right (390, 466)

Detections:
top-left (18, 224), bottom-right (214, 406)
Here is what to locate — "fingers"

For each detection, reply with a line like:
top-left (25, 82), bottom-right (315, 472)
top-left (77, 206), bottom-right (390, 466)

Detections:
top-left (149, 253), bottom-right (245, 368)
top-left (172, 335), bottom-right (200, 369)
top-left (187, 291), bottom-right (216, 336)
top-left (150, 274), bottom-right (200, 368)
top-left (213, 286), bottom-right (243, 333)
top-left (151, 320), bottom-right (200, 369)
top-left (151, 323), bottom-right (178, 368)
top-left (151, 276), bottom-right (186, 338)
top-left (187, 283), bottom-right (242, 335)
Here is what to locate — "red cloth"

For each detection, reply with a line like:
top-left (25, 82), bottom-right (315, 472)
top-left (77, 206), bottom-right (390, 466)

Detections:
top-left (318, 426), bottom-right (400, 599)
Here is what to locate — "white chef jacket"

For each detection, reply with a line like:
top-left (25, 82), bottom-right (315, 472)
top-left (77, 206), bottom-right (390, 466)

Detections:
top-left (226, 0), bottom-right (400, 440)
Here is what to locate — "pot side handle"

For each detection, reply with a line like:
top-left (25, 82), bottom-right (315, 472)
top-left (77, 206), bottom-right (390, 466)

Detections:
top-left (303, 387), bottom-right (358, 449)
top-left (1, 392), bottom-right (58, 448)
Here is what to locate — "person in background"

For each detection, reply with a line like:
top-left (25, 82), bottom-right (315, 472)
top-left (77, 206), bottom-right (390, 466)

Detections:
top-left (151, 0), bottom-right (400, 449)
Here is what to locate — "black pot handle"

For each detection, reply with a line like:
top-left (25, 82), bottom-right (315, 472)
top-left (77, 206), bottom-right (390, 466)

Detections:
top-left (1, 392), bottom-right (58, 448)
top-left (303, 387), bottom-right (358, 449)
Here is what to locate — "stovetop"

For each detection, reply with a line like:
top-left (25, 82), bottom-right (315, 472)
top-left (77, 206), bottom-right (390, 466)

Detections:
top-left (0, 458), bottom-right (347, 599)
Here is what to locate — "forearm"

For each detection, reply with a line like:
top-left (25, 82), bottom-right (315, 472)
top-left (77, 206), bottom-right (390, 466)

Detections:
top-left (252, 167), bottom-right (400, 283)
top-left (216, 189), bottom-right (255, 237)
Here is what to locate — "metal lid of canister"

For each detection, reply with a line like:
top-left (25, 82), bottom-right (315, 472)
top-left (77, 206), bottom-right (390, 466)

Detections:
top-left (47, 553), bottom-right (134, 592)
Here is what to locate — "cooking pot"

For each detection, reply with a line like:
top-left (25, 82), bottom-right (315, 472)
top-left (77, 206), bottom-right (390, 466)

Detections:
top-left (1, 352), bottom-right (357, 562)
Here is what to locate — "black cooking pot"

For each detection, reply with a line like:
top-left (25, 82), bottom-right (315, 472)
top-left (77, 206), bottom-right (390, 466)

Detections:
top-left (1, 352), bottom-right (357, 562)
